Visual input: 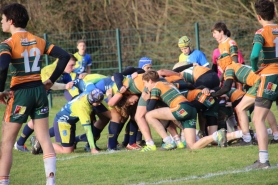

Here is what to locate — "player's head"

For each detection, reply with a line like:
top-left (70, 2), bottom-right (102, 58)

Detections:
top-left (87, 89), bottom-right (104, 105)
top-left (217, 53), bottom-right (233, 72)
top-left (142, 70), bottom-right (159, 82)
top-left (114, 94), bottom-right (139, 119)
top-left (178, 36), bottom-right (192, 55)
top-left (211, 22), bottom-right (231, 43)
top-left (138, 57), bottom-right (152, 71)
top-left (76, 39), bottom-right (87, 54)
top-left (255, 0), bottom-right (275, 21)
top-left (64, 54), bottom-right (78, 73)
top-left (1, 3), bottom-right (29, 30)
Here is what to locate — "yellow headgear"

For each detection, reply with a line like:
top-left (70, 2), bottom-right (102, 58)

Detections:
top-left (178, 36), bottom-right (191, 48)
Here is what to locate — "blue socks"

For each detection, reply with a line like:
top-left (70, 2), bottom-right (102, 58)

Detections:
top-left (123, 122), bottom-right (130, 145)
top-left (108, 121), bottom-right (121, 149)
top-left (129, 120), bottom-right (138, 145)
top-left (75, 134), bottom-right (88, 142)
top-left (17, 124), bottom-right (34, 146)
top-left (49, 127), bottom-right (55, 137)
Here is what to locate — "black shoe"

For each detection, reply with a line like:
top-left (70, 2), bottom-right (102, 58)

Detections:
top-left (84, 143), bottom-right (101, 152)
top-left (249, 129), bottom-right (258, 145)
top-left (30, 136), bottom-right (42, 155)
top-left (230, 138), bottom-right (253, 147)
top-left (136, 140), bottom-right (146, 147)
top-left (269, 139), bottom-right (278, 144)
top-left (246, 160), bottom-right (270, 170)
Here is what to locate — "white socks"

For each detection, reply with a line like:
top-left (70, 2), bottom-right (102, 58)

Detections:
top-left (242, 133), bottom-right (251, 142)
top-left (0, 176), bottom-right (10, 185)
top-left (163, 136), bottom-right (173, 144)
top-left (259, 150), bottom-right (268, 163)
top-left (146, 139), bottom-right (155, 146)
top-left (44, 153), bottom-right (56, 185)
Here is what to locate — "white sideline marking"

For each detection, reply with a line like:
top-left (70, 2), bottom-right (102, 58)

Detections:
top-left (129, 165), bottom-right (278, 185)
top-left (57, 153), bottom-right (278, 184)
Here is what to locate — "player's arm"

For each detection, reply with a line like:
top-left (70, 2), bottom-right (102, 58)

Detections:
top-left (174, 82), bottom-right (195, 90)
top-left (157, 69), bottom-right (180, 77)
top-left (232, 55), bottom-right (238, 63)
top-left (173, 63), bottom-right (193, 72)
top-left (250, 42), bottom-right (262, 72)
top-left (0, 53), bottom-right (11, 91)
top-left (108, 93), bottom-right (123, 106)
top-left (77, 105), bottom-right (98, 153)
top-left (210, 79), bottom-right (233, 97)
top-left (48, 46), bottom-right (70, 83)
top-left (113, 67), bottom-right (144, 89)
top-left (86, 66), bottom-right (91, 74)
top-left (230, 44), bottom-right (238, 63)
top-left (146, 99), bottom-right (158, 111)
top-left (86, 55), bottom-right (92, 74)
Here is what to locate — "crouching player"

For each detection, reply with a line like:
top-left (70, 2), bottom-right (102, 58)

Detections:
top-left (32, 89), bottom-right (104, 154)
top-left (141, 70), bottom-right (227, 150)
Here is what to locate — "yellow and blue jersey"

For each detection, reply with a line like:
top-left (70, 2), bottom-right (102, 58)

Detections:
top-left (58, 93), bottom-right (93, 126)
top-left (73, 52), bottom-right (92, 74)
top-left (72, 74), bottom-right (111, 94)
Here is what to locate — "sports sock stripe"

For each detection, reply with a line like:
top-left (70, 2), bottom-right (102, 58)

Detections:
top-left (43, 153), bottom-right (56, 159)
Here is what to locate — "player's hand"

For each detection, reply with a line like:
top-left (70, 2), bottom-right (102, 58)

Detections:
top-left (43, 79), bottom-right (54, 91)
top-left (192, 62), bottom-right (199, 66)
top-left (220, 94), bottom-right (229, 100)
top-left (106, 88), bottom-right (113, 97)
top-left (79, 73), bottom-right (87, 79)
top-left (119, 86), bottom-right (128, 94)
top-left (91, 148), bottom-right (99, 154)
top-left (141, 91), bottom-right (150, 101)
top-left (131, 72), bottom-right (138, 79)
top-left (0, 91), bottom-right (9, 105)
top-left (225, 102), bottom-right (232, 107)
top-left (65, 81), bottom-right (74, 90)
top-left (202, 88), bottom-right (210, 95)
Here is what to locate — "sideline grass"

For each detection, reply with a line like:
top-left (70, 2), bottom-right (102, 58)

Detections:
top-left (0, 96), bottom-right (278, 185)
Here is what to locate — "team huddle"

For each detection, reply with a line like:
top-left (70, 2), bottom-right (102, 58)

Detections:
top-left (0, 0), bottom-right (277, 185)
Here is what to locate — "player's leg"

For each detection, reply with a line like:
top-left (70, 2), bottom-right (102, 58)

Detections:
top-left (234, 95), bottom-right (255, 143)
top-left (189, 128), bottom-right (228, 149)
top-left (0, 121), bottom-right (22, 184)
top-left (97, 104), bottom-right (122, 150)
top-left (166, 121), bottom-right (184, 148)
top-left (248, 98), bottom-right (270, 168)
top-left (31, 86), bottom-right (56, 184)
top-left (0, 88), bottom-right (36, 184)
top-left (246, 74), bottom-right (278, 169)
top-left (135, 96), bottom-right (155, 151)
top-left (145, 107), bottom-right (177, 150)
top-left (14, 120), bottom-right (34, 152)
top-left (266, 110), bottom-right (278, 143)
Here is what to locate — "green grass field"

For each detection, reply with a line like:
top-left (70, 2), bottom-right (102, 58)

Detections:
top-left (0, 96), bottom-right (278, 185)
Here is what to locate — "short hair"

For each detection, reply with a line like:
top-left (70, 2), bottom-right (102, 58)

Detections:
top-left (76, 39), bottom-right (86, 46)
top-left (211, 22), bottom-right (231, 37)
top-left (255, 0), bottom-right (275, 21)
top-left (69, 53), bottom-right (78, 62)
top-left (142, 70), bottom-right (159, 82)
top-left (1, 3), bottom-right (29, 28)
